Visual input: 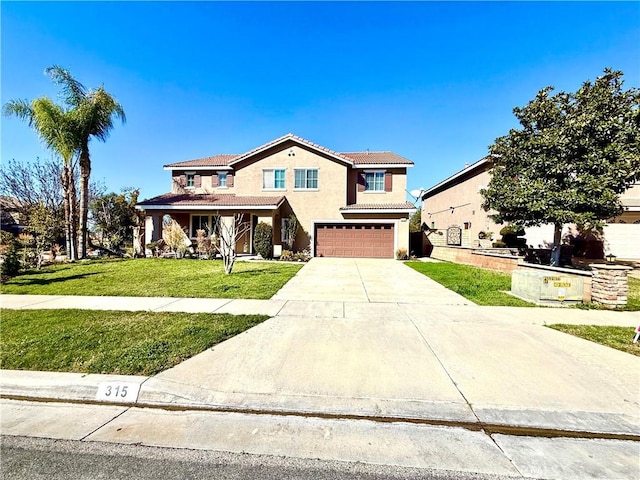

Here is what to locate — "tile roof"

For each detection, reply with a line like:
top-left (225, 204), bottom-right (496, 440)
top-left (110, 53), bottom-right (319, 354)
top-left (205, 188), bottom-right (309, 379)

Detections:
top-left (163, 134), bottom-right (413, 169)
top-left (165, 154), bottom-right (238, 168)
top-left (230, 133), bottom-right (355, 166)
top-left (341, 152), bottom-right (413, 165)
top-left (340, 202), bottom-right (416, 211)
top-left (137, 193), bottom-right (284, 208)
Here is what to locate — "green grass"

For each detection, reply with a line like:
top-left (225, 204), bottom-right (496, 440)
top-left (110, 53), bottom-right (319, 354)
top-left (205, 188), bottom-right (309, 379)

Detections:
top-left (626, 277), bottom-right (640, 310)
top-left (406, 261), bottom-right (534, 307)
top-left (548, 324), bottom-right (640, 356)
top-left (0, 259), bottom-right (302, 299)
top-left (0, 309), bottom-right (268, 375)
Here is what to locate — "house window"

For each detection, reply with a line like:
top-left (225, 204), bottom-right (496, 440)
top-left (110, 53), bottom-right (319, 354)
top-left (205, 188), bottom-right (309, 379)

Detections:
top-left (186, 174), bottom-right (195, 188)
top-left (191, 215), bottom-right (209, 237)
top-left (263, 169), bottom-right (285, 189)
top-left (365, 171), bottom-right (384, 191)
top-left (191, 215), bottom-right (220, 238)
top-left (218, 172), bottom-right (228, 188)
top-left (294, 169), bottom-right (318, 189)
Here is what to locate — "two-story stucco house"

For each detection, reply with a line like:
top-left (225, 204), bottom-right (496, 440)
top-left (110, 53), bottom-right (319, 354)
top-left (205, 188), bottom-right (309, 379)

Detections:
top-left (137, 134), bottom-right (415, 258)
top-left (421, 157), bottom-right (640, 260)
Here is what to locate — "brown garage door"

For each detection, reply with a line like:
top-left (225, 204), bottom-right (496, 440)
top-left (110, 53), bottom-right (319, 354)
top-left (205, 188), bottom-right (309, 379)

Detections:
top-left (315, 224), bottom-right (394, 258)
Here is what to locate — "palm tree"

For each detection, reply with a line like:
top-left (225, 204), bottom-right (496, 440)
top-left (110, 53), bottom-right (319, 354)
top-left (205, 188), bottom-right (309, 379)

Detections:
top-left (3, 98), bottom-right (80, 260)
top-left (46, 66), bottom-right (126, 258)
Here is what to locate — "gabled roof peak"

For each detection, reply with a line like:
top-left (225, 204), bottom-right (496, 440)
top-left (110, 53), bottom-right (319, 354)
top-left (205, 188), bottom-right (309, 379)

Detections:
top-left (164, 134), bottom-right (414, 169)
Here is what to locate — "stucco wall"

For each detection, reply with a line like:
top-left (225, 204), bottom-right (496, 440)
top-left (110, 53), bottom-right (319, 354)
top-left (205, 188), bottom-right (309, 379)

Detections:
top-left (232, 144), bottom-right (347, 251)
top-left (422, 168), bottom-right (496, 247)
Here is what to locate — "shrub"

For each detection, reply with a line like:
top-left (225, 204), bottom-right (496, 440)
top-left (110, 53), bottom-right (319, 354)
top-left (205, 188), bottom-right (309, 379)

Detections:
top-left (1, 241), bottom-right (21, 279)
top-left (162, 218), bottom-right (189, 257)
top-left (395, 248), bottom-right (408, 260)
top-left (293, 248), bottom-right (311, 262)
top-left (492, 241), bottom-right (507, 248)
top-left (499, 224), bottom-right (527, 249)
top-left (280, 249), bottom-right (294, 261)
top-left (254, 222), bottom-right (273, 259)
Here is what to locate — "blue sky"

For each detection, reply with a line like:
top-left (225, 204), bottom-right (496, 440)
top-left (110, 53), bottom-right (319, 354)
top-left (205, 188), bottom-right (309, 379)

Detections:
top-left (2, 1), bottom-right (639, 202)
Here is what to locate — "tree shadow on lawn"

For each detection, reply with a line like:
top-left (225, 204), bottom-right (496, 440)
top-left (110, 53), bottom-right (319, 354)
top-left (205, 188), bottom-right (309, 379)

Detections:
top-left (10, 272), bottom-right (99, 286)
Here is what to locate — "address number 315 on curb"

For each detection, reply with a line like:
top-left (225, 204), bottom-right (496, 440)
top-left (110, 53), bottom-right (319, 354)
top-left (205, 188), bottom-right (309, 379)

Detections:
top-left (96, 382), bottom-right (141, 403)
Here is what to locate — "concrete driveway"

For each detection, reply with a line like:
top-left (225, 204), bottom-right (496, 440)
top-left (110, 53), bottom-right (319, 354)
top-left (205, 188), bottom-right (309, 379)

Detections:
top-left (272, 257), bottom-right (471, 304)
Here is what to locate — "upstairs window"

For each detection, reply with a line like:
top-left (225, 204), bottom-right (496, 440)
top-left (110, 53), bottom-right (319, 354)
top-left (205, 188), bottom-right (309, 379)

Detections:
top-left (364, 171), bottom-right (384, 191)
top-left (263, 169), bottom-right (285, 189)
top-left (294, 169), bottom-right (318, 189)
top-left (218, 172), bottom-right (228, 188)
top-left (186, 173), bottom-right (195, 188)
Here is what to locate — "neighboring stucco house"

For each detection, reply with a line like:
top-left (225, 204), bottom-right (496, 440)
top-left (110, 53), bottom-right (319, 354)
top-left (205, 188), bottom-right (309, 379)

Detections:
top-left (137, 134), bottom-right (415, 258)
top-left (0, 196), bottom-right (26, 235)
top-left (421, 158), bottom-right (640, 260)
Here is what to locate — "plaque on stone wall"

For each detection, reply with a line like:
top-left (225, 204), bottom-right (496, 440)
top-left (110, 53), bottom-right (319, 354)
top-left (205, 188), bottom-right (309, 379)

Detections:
top-left (447, 226), bottom-right (462, 246)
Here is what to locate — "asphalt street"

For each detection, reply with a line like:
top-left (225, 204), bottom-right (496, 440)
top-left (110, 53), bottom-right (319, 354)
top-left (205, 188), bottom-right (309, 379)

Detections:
top-left (1, 436), bottom-right (522, 480)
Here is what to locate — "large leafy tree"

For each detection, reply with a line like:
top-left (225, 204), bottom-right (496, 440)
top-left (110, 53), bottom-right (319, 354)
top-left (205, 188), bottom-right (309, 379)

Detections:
top-left (46, 66), bottom-right (126, 259)
top-left (3, 98), bottom-right (80, 260)
top-left (481, 69), bottom-right (640, 261)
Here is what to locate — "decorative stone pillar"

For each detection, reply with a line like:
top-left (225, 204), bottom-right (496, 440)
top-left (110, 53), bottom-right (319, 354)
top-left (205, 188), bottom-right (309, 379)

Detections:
top-left (590, 264), bottom-right (633, 309)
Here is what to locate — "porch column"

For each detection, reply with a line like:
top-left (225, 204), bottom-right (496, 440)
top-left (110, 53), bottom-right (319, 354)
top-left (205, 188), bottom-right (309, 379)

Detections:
top-left (144, 213), bottom-right (162, 245)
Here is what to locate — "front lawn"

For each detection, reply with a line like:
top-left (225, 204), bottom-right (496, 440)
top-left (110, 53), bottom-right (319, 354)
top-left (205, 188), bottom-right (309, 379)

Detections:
top-left (548, 324), bottom-right (639, 356)
top-left (0, 259), bottom-right (302, 299)
top-left (406, 261), bottom-right (534, 307)
top-left (626, 277), bottom-right (640, 310)
top-left (0, 309), bottom-right (268, 375)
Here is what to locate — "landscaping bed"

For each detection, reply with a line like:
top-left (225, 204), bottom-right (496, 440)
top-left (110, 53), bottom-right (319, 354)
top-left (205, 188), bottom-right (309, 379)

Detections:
top-left (0, 259), bottom-right (302, 299)
top-left (0, 309), bottom-right (268, 375)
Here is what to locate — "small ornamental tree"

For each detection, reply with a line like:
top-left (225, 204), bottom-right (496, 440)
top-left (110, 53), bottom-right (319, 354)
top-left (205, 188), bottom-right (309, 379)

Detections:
top-left (285, 213), bottom-right (298, 250)
top-left (254, 222), bottom-right (273, 259)
top-left (481, 69), bottom-right (640, 264)
top-left (210, 214), bottom-right (252, 274)
top-left (90, 188), bottom-right (140, 252)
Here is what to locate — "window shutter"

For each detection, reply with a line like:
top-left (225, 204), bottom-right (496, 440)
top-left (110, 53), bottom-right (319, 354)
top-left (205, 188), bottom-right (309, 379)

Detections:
top-left (179, 175), bottom-right (186, 187)
top-left (357, 173), bottom-right (365, 192)
top-left (194, 175), bottom-right (201, 188)
top-left (384, 172), bottom-right (392, 192)
top-left (212, 174), bottom-right (218, 187)
top-left (227, 173), bottom-right (234, 187)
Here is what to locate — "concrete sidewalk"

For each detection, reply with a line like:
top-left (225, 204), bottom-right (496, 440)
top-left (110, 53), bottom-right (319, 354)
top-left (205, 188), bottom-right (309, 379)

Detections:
top-left (2, 306), bottom-right (639, 479)
top-left (2, 284), bottom-right (639, 478)
top-left (2, 298), bottom-right (638, 435)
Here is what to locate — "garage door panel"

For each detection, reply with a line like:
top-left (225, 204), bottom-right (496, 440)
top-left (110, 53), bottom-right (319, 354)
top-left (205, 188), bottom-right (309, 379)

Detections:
top-left (315, 223), bottom-right (394, 258)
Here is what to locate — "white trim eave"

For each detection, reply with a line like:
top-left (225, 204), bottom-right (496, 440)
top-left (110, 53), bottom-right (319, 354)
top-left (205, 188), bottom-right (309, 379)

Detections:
top-left (136, 204), bottom-right (279, 211)
top-left (163, 166), bottom-right (233, 171)
top-left (229, 137), bottom-right (354, 167)
top-left (353, 164), bottom-right (414, 169)
top-left (421, 157), bottom-right (491, 199)
top-left (340, 208), bottom-right (416, 214)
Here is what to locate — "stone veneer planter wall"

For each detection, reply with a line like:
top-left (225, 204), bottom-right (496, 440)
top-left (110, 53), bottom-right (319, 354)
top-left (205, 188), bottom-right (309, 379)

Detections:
top-left (590, 264), bottom-right (633, 309)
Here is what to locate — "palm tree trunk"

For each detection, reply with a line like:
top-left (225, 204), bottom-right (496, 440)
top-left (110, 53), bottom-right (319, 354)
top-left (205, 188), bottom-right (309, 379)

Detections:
top-left (78, 147), bottom-right (90, 259)
top-left (69, 170), bottom-right (79, 261)
top-left (61, 166), bottom-right (72, 260)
